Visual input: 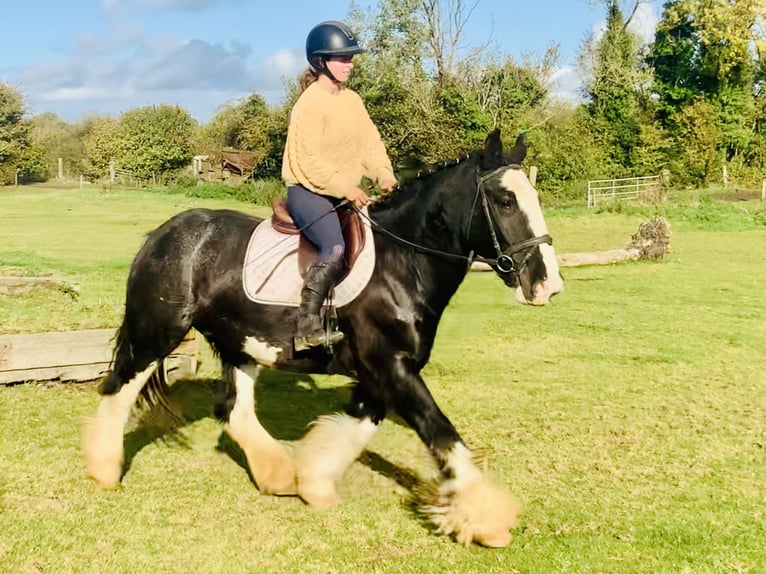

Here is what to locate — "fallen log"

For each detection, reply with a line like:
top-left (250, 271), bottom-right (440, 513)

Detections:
top-left (472, 215), bottom-right (671, 270)
top-left (557, 248), bottom-right (641, 267)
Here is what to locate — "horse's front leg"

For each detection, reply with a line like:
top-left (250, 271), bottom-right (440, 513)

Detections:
top-left (386, 354), bottom-right (518, 548)
top-left (293, 385), bottom-right (383, 510)
top-left (218, 363), bottom-right (297, 495)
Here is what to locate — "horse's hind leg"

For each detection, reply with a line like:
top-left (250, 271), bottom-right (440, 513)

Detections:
top-left (82, 287), bottom-right (192, 488)
top-left (218, 363), bottom-right (297, 495)
top-left (293, 385), bottom-right (382, 510)
top-left (82, 361), bottom-right (158, 488)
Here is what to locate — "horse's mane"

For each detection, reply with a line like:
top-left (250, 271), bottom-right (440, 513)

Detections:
top-left (395, 152), bottom-right (474, 185)
top-left (371, 151), bottom-right (478, 210)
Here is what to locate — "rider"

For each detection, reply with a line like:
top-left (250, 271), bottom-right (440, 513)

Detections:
top-left (282, 20), bottom-right (397, 351)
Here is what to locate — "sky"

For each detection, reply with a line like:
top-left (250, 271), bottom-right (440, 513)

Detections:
top-left (0, 0), bottom-right (659, 124)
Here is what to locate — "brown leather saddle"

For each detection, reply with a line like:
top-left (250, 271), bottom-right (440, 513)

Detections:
top-left (270, 198), bottom-right (366, 280)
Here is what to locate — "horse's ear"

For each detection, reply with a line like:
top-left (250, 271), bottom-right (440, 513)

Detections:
top-left (508, 133), bottom-right (527, 165)
top-left (481, 129), bottom-right (503, 169)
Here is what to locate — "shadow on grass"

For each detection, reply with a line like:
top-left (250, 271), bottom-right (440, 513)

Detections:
top-left (120, 370), bottom-right (422, 501)
top-left (123, 370), bottom-right (344, 473)
top-left (123, 371), bottom-right (432, 506)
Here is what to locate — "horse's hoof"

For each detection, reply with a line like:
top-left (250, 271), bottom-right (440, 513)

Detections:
top-left (255, 454), bottom-right (298, 496)
top-left (259, 473), bottom-right (297, 496)
top-left (81, 419), bottom-right (123, 489)
top-left (299, 479), bottom-right (342, 510)
top-left (422, 475), bottom-right (518, 547)
top-left (83, 452), bottom-right (122, 489)
top-left (475, 528), bottom-right (512, 548)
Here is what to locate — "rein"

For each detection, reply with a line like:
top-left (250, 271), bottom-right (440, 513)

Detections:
top-left (353, 164), bottom-right (552, 279)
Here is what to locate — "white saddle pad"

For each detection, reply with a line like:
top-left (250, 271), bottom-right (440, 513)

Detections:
top-left (242, 210), bottom-right (375, 307)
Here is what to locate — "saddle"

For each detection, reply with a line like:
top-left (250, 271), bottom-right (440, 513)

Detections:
top-left (240, 200), bottom-right (376, 308)
top-left (270, 197), bottom-right (366, 281)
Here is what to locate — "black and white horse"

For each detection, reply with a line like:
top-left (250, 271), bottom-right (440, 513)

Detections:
top-left (82, 130), bottom-right (563, 547)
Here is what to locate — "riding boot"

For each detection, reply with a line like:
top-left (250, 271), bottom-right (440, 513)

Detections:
top-left (294, 263), bottom-right (344, 351)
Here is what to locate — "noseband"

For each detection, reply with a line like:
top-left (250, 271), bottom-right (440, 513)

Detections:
top-left (468, 165), bottom-right (553, 277)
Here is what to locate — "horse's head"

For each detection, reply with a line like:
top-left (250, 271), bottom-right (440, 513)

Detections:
top-left (469, 130), bottom-right (563, 305)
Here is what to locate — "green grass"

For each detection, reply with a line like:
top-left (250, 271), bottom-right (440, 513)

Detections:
top-left (1, 186), bottom-right (765, 573)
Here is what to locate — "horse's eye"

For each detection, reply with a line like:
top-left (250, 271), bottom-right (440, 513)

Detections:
top-left (498, 195), bottom-right (516, 210)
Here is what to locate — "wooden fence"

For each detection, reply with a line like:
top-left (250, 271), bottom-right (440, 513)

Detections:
top-left (587, 174), bottom-right (662, 208)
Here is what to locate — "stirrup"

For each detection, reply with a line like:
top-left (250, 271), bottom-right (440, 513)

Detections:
top-left (294, 327), bottom-right (344, 352)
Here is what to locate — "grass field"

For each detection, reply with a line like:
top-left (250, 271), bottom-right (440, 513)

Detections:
top-left (1, 186), bottom-right (765, 573)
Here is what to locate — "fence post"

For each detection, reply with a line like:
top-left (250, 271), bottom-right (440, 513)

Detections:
top-left (109, 160), bottom-right (116, 183)
top-left (722, 165), bottom-right (728, 188)
top-left (762, 179), bottom-right (765, 201)
top-left (528, 165), bottom-right (538, 186)
top-left (58, 158), bottom-right (64, 180)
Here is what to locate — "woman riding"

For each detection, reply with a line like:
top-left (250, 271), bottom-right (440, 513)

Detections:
top-left (282, 20), bottom-right (397, 351)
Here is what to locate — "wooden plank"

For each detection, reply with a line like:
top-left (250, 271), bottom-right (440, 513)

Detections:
top-left (0, 329), bottom-right (198, 385)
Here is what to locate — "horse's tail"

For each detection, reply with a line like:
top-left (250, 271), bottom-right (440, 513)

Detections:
top-left (140, 361), bottom-right (182, 424)
top-left (105, 321), bottom-right (181, 424)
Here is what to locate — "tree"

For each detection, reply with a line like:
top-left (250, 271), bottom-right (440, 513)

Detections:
top-left (349, 0), bottom-right (556, 164)
top-left (29, 113), bottom-right (86, 179)
top-left (200, 94), bottom-right (287, 179)
top-left (647, 0), bottom-right (765, 181)
top-left (580, 0), bottom-right (652, 174)
top-left (116, 105), bottom-right (196, 180)
top-left (82, 115), bottom-right (122, 180)
top-left (0, 82), bottom-right (31, 184)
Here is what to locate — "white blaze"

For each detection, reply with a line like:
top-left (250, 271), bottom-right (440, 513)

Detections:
top-left (500, 169), bottom-right (564, 303)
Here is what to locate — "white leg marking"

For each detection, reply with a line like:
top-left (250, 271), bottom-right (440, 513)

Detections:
top-left (242, 336), bottom-right (282, 367)
top-left (423, 442), bottom-right (518, 548)
top-left (81, 362), bottom-right (158, 489)
top-left (224, 364), bottom-right (296, 495)
top-left (294, 414), bottom-right (379, 510)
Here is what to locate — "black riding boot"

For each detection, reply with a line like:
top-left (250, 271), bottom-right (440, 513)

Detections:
top-left (294, 263), bottom-right (344, 351)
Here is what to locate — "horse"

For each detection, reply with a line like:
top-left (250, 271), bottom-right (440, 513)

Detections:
top-left (81, 129), bottom-right (563, 548)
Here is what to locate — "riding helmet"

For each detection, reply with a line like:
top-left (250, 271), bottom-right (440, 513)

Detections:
top-left (305, 20), bottom-right (366, 72)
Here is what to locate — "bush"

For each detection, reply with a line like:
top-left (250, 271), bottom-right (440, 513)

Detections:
top-left (147, 179), bottom-right (286, 207)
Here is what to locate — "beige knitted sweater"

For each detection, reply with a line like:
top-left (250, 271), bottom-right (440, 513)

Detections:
top-left (281, 82), bottom-right (395, 198)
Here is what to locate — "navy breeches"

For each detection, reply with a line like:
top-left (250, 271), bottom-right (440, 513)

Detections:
top-left (286, 185), bottom-right (345, 265)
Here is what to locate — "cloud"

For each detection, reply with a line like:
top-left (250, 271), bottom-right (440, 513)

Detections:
top-left (135, 0), bottom-right (240, 12)
top-left (548, 65), bottom-right (583, 103)
top-left (252, 48), bottom-right (304, 92)
top-left (16, 24), bottom-right (301, 122)
top-left (135, 39), bottom-right (255, 90)
top-left (628, 2), bottom-right (659, 46)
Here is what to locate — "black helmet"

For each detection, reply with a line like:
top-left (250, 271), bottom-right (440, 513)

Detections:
top-left (305, 21), bottom-right (365, 71)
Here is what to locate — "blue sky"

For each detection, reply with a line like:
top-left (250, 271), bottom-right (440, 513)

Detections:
top-left (0, 0), bottom-right (659, 123)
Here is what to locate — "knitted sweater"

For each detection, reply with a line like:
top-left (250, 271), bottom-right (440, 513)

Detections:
top-left (281, 82), bottom-right (395, 199)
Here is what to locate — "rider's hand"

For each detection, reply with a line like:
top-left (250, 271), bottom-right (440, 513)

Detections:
top-left (379, 178), bottom-right (398, 193)
top-left (345, 185), bottom-right (370, 208)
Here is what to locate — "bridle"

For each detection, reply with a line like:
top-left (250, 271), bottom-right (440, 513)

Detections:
top-left (467, 165), bottom-right (553, 276)
top-left (351, 162), bottom-right (553, 281)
